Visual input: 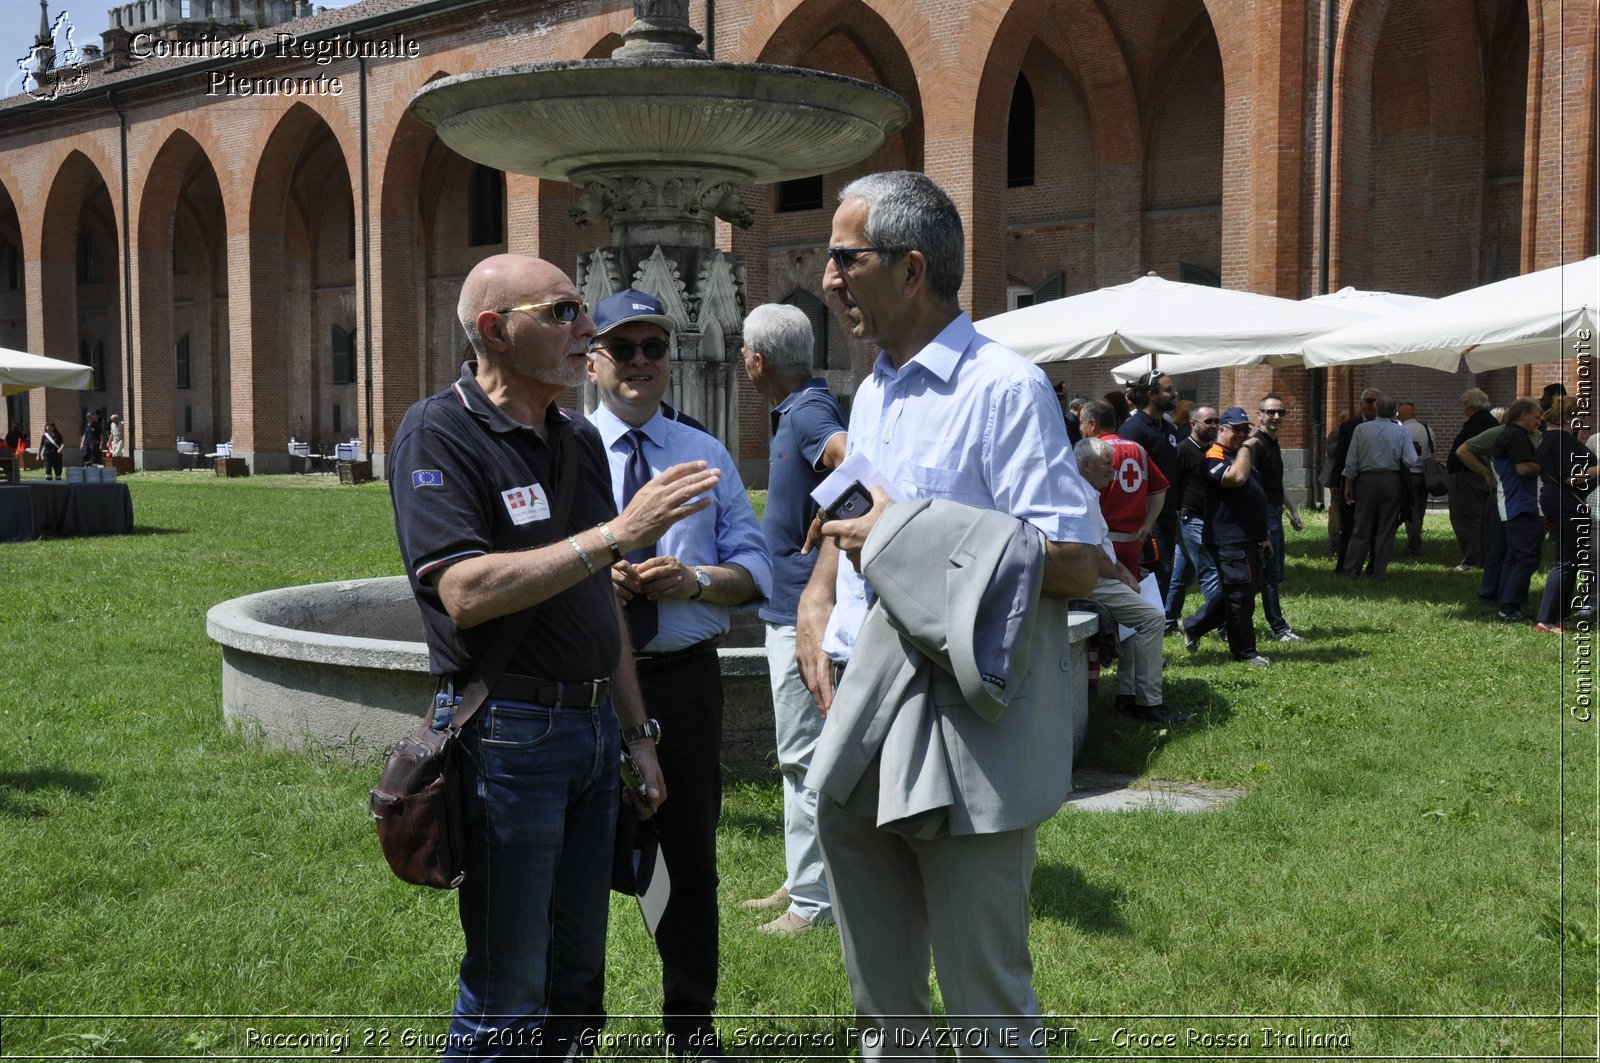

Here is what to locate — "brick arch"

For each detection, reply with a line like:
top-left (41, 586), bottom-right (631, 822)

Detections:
top-left (36, 150), bottom-right (122, 446)
top-left (1332, 0), bottom-right (1486, 296)
top-left (1142, 12), bottom-right (1224, 282)
top-left (132, 129), bottom-right (228, 461)
top-left (750, 0), bottom-right (924, 170)
top-left (374, 69), bottom-right (472, 445)
top-left (970, 0), bottom-right (1144, 315)
top-left (0, 176), bottom-right (25, 363)
top-left (233, 102), bottom-right (356, 467)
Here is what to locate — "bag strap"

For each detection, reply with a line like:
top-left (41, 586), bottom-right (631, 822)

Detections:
top-left (444, 424), bottom-right (584, 732)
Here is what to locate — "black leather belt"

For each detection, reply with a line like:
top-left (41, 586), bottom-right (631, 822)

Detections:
top-left (1180, 510), bottom-right (1203, 521)
top-left (492, 673), bottom-right (610, 709)
top-left (634, 637), bottom-right (719, 670)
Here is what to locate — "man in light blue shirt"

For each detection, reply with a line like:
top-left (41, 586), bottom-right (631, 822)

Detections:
top-left (796, 171), bottom-right (1102, 1059)
top-left (587, 288), bottom-right (771, 1060)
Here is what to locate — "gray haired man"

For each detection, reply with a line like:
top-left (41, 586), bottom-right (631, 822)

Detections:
top-left (739, 303), bottom-right (846, 935)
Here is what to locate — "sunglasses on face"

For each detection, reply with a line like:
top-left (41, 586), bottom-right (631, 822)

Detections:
top-left (826, 245), bottom-right (894, 271)
top-left (497, 299), bottom-right (588, 324)
top-left (1260, 409), bottom-right (1286, 417)
top-left (593, 338), bottom-right (670, 362)
top-left (1198, 417), bottom-right (1219, 425)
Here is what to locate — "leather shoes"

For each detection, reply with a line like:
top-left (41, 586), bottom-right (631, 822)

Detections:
top-left (740, 886), bottom-right (789, 911)
top-left (1117, 700), bottom-right (1189, 724)
top-left (758, 910), bottom-right (814, 936)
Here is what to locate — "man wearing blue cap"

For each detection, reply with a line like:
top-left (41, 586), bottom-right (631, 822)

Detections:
top-left (1178, 405), bottom-right (1272, 666)
top-left (587, 287), bottom-right (771, 1060)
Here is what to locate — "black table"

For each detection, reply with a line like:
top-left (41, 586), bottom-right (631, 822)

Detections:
top-left (0, 482), bottom-right (135, 541)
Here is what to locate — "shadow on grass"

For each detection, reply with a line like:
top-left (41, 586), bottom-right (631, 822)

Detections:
top-left (1030, 861), bottom-right (1130, 934)
top-left (1076, 677), bottom-right (1231, 775)
top-left (127, 525), bottom-right (186, 536)
top-left (0, 767), bottom-right (101, 818)
top-left (722, 806), bottom-right (782, 838)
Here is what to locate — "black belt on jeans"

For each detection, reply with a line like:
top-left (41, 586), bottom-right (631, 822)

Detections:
top-left (492, 673), bottom-right (610, 708)
top-left (633, 637), bottom-right (719, 670)
top-left (1180, 510), bottom-right (1203, 521)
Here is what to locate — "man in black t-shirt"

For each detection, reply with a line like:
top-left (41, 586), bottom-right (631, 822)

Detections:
top-left (1252, 393), bottom-right (1304, 642)
top-left (1121, 369), bottom-right (1180, 594)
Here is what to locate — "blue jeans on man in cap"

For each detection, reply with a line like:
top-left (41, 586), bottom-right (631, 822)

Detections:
top-left (1165, 514), bottom-right (1219, 626)
top-left (446, 698), bottom-right (620, 1061)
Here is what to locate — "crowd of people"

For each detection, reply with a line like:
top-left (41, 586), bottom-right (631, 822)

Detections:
top-left (2, 409), bottom-right (125, 477)
top-left (382, 168), bottom-right (1585, 1062)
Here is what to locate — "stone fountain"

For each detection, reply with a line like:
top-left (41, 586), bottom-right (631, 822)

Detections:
top-left (206, 16), bottom-right (927, 773)
top-left (408, 0), bottom-right (911, 449)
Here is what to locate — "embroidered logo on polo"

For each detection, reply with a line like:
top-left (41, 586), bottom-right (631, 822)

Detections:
top-left (412, 469), bottom-right (444, 488)
top-left (501, 483), bottom-right (551, 525)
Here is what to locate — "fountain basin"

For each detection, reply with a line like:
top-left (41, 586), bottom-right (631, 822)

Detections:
top-left (206, 576), bottom-right (777, 776)
top-left (207, 577), bottom-right (1097, 776)
top-left (410, 60), bottom-right (911, 187)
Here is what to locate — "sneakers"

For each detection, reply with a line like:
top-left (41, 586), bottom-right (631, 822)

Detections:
top-left (1450, 563), bottom-right (1474, 573)
top-left (757, 910), bottom-right (814, 936)
top-left (1272, 629), bottom-right (1304, 643)
top-left (1534, 622), bottom-right (1565, 634)
top-left (1497, 610), bottom-right (1527, 624)
top-left (1240, 654), bottom-right (1272, 667)
top-left (740, 886), bottom-right (789, 911)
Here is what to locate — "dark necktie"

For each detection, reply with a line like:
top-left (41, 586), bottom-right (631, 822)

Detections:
top-left (621, 429), bottom-right (658, 650)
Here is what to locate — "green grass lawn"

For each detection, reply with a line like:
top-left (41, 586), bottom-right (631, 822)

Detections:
top-left (1, 473), bottom-right (1594, 1058)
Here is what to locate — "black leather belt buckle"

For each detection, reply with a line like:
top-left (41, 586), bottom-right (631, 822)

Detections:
top-left (494, 674), bottom-right (610, 709)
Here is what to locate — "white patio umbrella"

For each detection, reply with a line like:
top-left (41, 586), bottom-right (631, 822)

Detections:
top-left (1107, 287), bottom-right (1439, 383)
top-left (1302, 256), bottom-right (1599, 372)
top-left (0, 346), bottom-right (94, 396)
top-left (976, 274), bottom-right (1367, 365)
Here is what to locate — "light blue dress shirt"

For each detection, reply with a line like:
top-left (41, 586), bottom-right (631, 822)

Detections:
top-left (823, 313), bottom-right (1101, 662)
top-left (590, 404), bottom-right (772, 653)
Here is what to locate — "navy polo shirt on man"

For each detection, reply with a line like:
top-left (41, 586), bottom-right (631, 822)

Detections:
top-left (389, 361), bottom-right (621, 681)
top-left (759, 379), bottom-right (846, 626)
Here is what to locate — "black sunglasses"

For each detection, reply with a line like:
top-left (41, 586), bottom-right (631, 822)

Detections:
top-left (1197, 417), bottom-right (1219, 425)
top-left (826, 246), bottom-right (895, 271)
top-left (593, 338), bottom-right (670, 362)
top-left (1260, 408), bottom-right (1287, 416)
top-left (496, 299), bottom-right (587, 324)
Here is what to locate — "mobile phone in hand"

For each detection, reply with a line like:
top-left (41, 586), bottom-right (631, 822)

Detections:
top-left (823, 481), bottom-right (874, 522)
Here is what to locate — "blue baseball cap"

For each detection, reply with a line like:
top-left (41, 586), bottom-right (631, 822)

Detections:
top-left (1218, 406), bottom-right (1252, 427)
top-left (593, 288), bottom-right (676, 338)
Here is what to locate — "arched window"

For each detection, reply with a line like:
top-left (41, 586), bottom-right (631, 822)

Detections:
top-left (1007, 73), bottom-right (1036, 188)
top-left (468, 165), bottom-right (505, 247)
top-left (780, 289), bottom-right (830, 370)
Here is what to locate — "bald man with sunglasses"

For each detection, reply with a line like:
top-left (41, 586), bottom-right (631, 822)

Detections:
top-left (390, 256), bottom-right (718, 1061)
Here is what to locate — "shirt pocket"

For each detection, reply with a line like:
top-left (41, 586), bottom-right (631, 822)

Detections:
top-left (900, 463), bottom-right (967, 500)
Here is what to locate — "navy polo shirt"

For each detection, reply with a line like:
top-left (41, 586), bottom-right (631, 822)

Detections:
top-left (760, 379), bottom-right (846, 625)
top-left (389, 362), bottom-right (621, 681)
top-left (1121, 409), bottom-right (1180, 520)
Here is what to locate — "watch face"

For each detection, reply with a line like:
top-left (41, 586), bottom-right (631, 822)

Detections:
top-left (695, 568), bottom-right (711, 587)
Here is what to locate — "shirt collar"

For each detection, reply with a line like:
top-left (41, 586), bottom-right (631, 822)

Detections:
top-left (774, 377), bottom-right (832, 414)
top-left (591, 402), bottom-right (667, 450)
top-left (452, 361), bottom-right (570, 436)
top-left (872, 312), bottom-right (972, 384)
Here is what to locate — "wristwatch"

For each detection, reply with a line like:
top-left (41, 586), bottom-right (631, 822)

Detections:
top-left (621, 718), bottom-right (662, 745)
top-left (690, 566), bottom-right (711, 600)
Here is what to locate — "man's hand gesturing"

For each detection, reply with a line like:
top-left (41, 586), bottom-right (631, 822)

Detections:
top-left (612, 461), bottom-right (720, 554)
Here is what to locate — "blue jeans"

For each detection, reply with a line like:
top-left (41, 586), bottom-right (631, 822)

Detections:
top-left (447, 698), bottom-right (620, 1061)
top-left (1165, 515), bottom-right (1219, 624)
top-left (1261, 508), bottom-right (1290, 635)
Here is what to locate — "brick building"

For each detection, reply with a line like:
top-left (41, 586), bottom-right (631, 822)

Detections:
top-left (1, 0), bottom-right (1594, 487)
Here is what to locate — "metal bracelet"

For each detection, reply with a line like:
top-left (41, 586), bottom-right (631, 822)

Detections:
top-left (596, 522), bottom-right (623, 564)
top-left (568, 535), bottom-right (597, 575)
